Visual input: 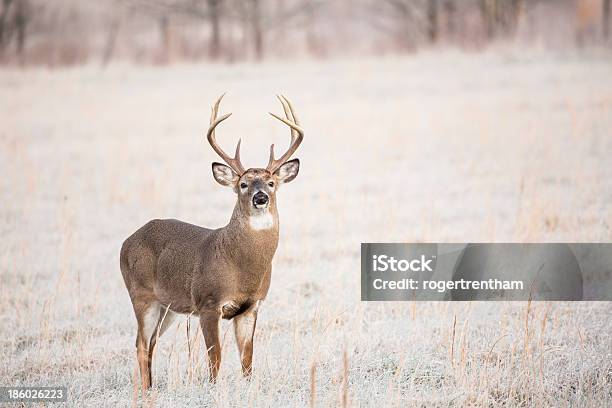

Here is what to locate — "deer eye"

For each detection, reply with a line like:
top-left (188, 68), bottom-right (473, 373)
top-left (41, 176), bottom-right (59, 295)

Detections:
top-left (240, 182), bottom-right (248, 189)
top-left (268, 181), bottom-right (275, 188)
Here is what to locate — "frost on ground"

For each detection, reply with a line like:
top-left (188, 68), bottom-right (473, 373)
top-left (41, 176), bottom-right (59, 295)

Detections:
top-left (1, 50), bottom-right (611, 406)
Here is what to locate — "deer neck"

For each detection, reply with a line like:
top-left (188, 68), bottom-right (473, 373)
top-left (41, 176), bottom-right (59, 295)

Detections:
top-left (221, 202), bottom-right (279, 267)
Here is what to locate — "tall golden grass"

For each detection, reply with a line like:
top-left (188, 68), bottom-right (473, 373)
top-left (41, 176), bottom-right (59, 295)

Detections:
top-left (1, 49), bottom-right (611, 406)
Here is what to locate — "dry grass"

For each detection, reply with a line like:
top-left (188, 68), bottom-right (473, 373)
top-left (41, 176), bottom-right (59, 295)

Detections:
top-left (1, 49), bottom-right (611, 406)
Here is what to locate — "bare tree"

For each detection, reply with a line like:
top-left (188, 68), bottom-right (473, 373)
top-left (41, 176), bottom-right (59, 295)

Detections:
top-left (0, 0), bottom-right (29, 61)
top-left (131, 0), bottom-right (226, 60)
top-left (14, 0), bottom-right (26, 61)
top-left (207, 0), bottom-right (221, 58)
top-left (361, 0), bottom-right (422, 51)
top-left (604, 0), bottom-right (611, 41)
top-left (0, 0), bottom-right (13, 52)
top-left (233, 0), bottom-right (324, 60)
top-left (479, 0), bottom-right (522, 40)
top-left (101, 14), bottom-right (122, 66)
top-left (427, 0), bottom-right (438, 43)
top-left (444, 0), bottom-right (455, 40)
top-left (246, 0), bottom-right (263, 60)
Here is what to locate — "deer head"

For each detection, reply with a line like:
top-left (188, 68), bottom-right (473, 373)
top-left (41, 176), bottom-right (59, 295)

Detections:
top-left (206, 95), bottom-right (303, 227)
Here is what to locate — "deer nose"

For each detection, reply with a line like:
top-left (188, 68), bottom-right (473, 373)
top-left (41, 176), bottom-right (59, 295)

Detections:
top-left (253, 191), bottom-right (269, 207)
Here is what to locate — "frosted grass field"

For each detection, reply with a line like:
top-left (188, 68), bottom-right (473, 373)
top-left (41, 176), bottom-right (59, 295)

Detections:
top-left (1, 50), bottom-right (611, 406)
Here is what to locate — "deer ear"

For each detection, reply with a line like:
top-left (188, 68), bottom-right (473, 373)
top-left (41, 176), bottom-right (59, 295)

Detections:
top-left (212, 162), bottom-right (238, 187)
top-left (274, 159), bottom-right (300, 185)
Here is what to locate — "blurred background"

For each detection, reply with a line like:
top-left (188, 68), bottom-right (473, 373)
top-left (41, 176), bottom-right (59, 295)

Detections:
top-left (2, 1), bottom-right (612, 406)
top-left (0, 0), bottom-right (610, 67)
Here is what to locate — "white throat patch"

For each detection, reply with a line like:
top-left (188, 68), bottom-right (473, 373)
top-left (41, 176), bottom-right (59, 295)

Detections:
top-left (249, 211), bottom-right (275, 231)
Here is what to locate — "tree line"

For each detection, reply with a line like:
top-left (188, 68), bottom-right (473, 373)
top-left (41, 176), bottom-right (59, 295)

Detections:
top-left (0, 0), bottom-right (610, 66)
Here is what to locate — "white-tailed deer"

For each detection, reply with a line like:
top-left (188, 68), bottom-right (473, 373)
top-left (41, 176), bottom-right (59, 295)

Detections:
top-left (120, 95), bottom-right (303, 387)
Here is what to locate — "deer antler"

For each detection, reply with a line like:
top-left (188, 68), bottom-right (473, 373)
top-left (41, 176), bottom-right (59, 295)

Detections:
top-left (207, 94), bottom-right (246, 175)
top-left (266, 95), bottom-right (304, 173)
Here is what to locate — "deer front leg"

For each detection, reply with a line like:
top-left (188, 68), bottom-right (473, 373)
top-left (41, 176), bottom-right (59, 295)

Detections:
top-left (200, 310), bottom-right (222, 382)
top-left (233, 304), bottom-right (258, 377)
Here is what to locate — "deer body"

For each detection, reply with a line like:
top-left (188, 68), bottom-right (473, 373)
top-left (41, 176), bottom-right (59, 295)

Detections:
top-left (121, 213), bottom-right (277, 315)
top-left (120, 95), bottom-right (303, 388)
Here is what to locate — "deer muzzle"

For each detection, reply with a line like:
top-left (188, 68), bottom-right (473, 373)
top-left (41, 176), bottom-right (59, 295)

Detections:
top-left (252, 191), bottom-right (269, 208)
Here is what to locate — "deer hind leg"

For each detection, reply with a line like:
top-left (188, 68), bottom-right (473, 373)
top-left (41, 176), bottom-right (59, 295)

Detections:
top-left (199, 310), bottom-right (222, 382)
top-left (233, 305), bottom-right (258, 377)
top-left (135, 301), bottom-right (161, 389)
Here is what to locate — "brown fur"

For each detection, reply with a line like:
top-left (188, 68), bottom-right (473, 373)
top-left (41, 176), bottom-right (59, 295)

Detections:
top-left (120, 164), bottom-right (298, 387)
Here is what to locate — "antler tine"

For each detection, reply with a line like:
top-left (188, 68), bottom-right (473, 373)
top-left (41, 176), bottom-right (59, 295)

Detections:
top-left (206, 94), bottom-right (245, 175)
top-left (267, 95), bottom-right (304, 173)
top-left (281, 95), bottom-right (300, 124)
top-left (276, 95), bottom-right (299, 143)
